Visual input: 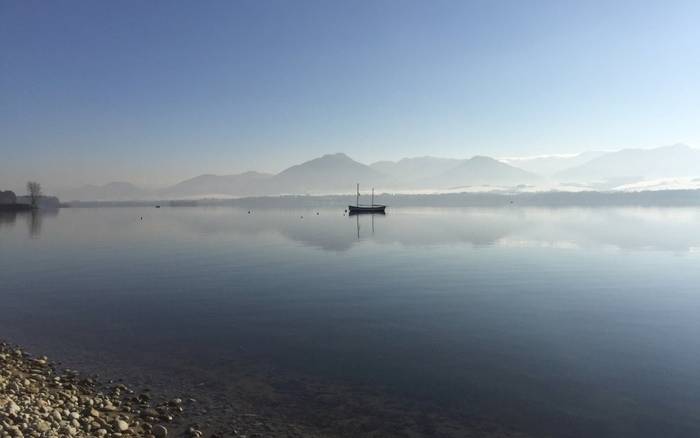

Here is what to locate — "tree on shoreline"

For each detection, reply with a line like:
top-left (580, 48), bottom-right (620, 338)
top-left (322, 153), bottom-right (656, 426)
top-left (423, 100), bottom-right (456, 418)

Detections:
top-left (27, 181), bottom-right (42, 209)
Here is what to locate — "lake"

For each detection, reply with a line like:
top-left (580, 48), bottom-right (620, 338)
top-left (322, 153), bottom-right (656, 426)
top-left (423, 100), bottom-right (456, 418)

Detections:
top-left (2, 206), bottom-right (700, 437)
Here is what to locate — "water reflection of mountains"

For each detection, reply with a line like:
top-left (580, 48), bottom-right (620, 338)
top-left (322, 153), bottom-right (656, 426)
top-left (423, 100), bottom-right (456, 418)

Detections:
top-left (168, 207), bottom-right (700, 253)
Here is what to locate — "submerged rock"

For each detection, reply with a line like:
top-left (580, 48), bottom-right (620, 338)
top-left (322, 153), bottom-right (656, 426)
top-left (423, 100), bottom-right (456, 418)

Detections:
top-left (152, 424), bottom-right (168, 437)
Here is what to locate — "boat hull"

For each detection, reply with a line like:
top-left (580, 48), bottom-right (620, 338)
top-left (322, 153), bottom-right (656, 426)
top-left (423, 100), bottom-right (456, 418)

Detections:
top-left (348, 205), bottom-right (386, 214)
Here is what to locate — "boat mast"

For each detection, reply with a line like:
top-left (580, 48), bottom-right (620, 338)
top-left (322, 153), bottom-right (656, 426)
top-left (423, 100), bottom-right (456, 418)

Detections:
top-left (371, 188), bottom-right (374, 206)
top-left (356, 183), bottom-right (359, 207)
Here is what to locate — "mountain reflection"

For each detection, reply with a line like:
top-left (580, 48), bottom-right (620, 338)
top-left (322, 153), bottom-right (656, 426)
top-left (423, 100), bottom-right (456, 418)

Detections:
top-left (160, 207), bottom-right (700, 253)
top-left (3, 207), bottom-right (699, 252)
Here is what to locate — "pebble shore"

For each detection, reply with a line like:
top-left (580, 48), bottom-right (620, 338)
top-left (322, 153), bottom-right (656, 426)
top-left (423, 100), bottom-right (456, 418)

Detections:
top-left (0, 342), bottom-right (199, 438)
top-left (1, 341), bottom-right (526, 438)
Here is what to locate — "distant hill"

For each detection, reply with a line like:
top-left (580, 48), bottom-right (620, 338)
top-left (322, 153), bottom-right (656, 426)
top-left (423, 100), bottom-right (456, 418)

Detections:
top-left (158, 153), bottom-right (387, 198)
top-left (159, 171), bottom-right (273, 198)
top-left (55, 145), bottom-right (700, 201)
top-left (501, 151), bottom-right (607, 177)
top-left (57, 153), bottom-right (545, 200)
top-left (555, 144), bottom-right (700, 183)
top-left (370, 157), bottom-right (463, 182)
top-left (161, 153), bottom-right (544, 198)
top-left (270, 153), bottom-right (387, 194)
top-left (420, 156), bottom-right (542, 189)
top-left (58, 182), bottom-right (152, 201)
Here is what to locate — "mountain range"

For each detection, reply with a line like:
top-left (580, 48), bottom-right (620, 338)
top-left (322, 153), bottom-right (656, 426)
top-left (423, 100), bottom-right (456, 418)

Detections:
top-left (554, 144), bottom-right (700, 182)
top-left (500, 151), bottom-right (608, 177)
top-left (54, 144), bottom-right (700, 201)
top-left (159, 171), bottom-right (273, 198)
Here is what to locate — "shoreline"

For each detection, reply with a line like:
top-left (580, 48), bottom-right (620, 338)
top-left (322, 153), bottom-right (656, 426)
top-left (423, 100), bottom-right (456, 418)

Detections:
top-left (0, 205), bottom-right (33, 212)
top-left (60, 188), bottom-right (700, 209)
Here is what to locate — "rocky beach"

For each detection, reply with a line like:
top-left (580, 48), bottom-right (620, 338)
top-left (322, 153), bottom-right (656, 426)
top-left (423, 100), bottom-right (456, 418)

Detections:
top-left (0, 340), bottom-right (312, 438)
top-left (0, 340), bottom-right (528, 438)
top-left (0, 342), bottom-right (320, 438)
top-left (0, 341), bottom-right (197, 438)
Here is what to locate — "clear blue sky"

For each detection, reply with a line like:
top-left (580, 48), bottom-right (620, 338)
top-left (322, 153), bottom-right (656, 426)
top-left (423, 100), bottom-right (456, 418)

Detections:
top-left (1, 0), bottom-right (699, 191)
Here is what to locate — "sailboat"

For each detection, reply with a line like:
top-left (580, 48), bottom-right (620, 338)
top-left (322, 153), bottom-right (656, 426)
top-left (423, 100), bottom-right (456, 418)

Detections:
top-left (348, 183), bottom-right (386, 214)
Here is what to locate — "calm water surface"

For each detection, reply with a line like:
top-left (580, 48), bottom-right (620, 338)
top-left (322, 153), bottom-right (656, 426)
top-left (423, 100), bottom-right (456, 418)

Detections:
top-left (2, 206), bottom-right (700, 437)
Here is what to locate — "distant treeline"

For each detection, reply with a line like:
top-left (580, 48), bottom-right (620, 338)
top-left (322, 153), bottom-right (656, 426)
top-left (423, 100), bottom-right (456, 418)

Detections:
top-left (0, 188), bottom-right (61, 210)
top-left (64, 189), bottom-right (700, 208)
top-left (0, 190), bottom-right (31, 211)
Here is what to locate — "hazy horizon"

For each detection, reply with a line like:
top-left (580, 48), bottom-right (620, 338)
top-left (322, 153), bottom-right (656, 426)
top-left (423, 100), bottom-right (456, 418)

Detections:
top-left (2, 142), bottom-right (697, 194)
top-left (5, 143), bottom-right (700, 199)
top-left (2, 1), bottom-right (700, 192)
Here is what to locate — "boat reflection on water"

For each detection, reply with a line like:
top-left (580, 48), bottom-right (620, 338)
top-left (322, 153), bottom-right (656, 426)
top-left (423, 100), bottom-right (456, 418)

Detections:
top-left (352, 209), bottom-right (384, 240)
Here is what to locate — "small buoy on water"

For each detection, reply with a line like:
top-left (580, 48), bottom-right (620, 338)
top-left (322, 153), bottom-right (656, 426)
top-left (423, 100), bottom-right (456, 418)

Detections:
top-left (248, 210), bottom-right (251, 214)
top-left (316, 212), bottom-right (319, 215)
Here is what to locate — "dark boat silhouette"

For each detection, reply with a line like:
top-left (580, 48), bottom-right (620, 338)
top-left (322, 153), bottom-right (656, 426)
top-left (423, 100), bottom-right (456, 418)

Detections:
top-left (348, 184), bottom-right (386, 214)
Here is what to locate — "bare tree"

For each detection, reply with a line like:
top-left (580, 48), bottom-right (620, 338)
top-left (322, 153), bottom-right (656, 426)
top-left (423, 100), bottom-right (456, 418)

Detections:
top-left (27, 181), bottom-right (42, 209)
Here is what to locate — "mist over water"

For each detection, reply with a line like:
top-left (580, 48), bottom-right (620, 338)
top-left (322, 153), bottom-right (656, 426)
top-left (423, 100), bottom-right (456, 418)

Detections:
top-left (2, 206), bottom-right (700, 437)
